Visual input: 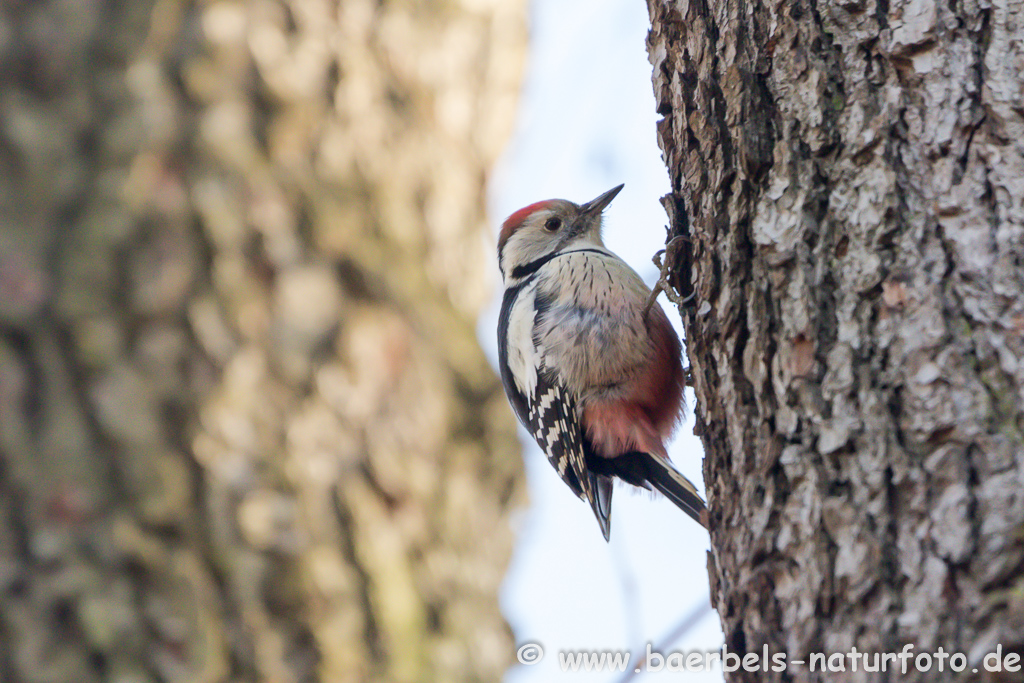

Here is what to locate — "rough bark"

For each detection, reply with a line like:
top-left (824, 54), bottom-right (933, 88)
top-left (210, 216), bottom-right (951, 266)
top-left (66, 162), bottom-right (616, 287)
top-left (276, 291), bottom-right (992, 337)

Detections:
top-left (647, 0), bottom-right (1024, 679)
top-left (0, 1), bottom-right (525, 682)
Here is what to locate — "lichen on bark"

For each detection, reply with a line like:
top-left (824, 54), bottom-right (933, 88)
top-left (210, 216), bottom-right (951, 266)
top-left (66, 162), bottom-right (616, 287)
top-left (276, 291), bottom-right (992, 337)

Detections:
top-left (647, 0), bottom-right (1024, 678)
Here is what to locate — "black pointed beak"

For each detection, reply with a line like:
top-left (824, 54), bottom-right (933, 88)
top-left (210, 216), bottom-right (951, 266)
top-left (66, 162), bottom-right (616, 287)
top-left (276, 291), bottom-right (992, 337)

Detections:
top-left (581, 184), bottom-right (624, 215)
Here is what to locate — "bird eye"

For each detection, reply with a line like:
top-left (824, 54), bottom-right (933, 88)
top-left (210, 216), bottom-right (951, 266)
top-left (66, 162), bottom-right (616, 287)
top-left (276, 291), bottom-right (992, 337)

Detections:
top-left (544, 217), bottom-right (562, 232)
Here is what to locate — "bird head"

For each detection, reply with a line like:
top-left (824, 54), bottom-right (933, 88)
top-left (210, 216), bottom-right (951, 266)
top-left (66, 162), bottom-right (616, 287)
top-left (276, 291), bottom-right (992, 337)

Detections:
top-left (497, 184), bottom-right (624, 282)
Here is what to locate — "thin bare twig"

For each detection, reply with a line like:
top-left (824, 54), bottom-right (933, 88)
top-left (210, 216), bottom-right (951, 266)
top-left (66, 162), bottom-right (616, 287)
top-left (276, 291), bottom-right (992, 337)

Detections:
top-left (614, 599), bottom-right (716, 683)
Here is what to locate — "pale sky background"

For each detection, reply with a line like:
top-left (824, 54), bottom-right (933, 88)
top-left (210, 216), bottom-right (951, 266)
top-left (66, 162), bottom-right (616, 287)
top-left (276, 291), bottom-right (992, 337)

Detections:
top-left (480, 0), bottom-right (725, 680)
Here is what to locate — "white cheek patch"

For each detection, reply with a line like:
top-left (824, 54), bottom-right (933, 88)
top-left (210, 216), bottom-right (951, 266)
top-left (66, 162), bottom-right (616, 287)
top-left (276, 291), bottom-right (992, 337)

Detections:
top-left (507, 284), bottom-right (539, 397)
top-left (502, 219), bottom-right (560, 275)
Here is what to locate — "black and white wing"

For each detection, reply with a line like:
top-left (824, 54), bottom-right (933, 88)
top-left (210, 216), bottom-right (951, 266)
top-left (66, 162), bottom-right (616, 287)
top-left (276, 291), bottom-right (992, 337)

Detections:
top-left (498, 282), bottom-right (614, 539)
top-left (526, 368), bottom-right (613, 539)
top-left (525, 370), bottom-right (588, 498)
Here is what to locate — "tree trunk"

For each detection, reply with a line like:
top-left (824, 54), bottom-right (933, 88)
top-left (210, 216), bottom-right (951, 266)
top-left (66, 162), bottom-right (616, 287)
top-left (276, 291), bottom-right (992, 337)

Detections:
top-left (0, 1), bottom-right (525, 682)
top-left (647, 0), bottom-right (1024, 679)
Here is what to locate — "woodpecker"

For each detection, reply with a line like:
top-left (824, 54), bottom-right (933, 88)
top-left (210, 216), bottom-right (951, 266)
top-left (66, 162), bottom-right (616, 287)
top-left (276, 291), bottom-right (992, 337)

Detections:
top-left (496, 184), bottom-right (706, 540)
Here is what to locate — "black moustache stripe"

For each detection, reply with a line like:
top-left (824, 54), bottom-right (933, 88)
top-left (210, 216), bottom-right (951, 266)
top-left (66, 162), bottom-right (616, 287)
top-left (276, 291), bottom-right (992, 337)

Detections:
top-left (510, 248), bottom-right (608, 280)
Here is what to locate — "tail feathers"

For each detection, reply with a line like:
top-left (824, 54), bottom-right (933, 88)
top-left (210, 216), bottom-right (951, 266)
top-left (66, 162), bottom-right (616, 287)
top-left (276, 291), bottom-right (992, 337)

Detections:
top-left (587, 450), bottom-right (707, 532)
top-left (643, 454), bottom-right (707, 529)
top-left (586, 473), bottom-right (614, 541)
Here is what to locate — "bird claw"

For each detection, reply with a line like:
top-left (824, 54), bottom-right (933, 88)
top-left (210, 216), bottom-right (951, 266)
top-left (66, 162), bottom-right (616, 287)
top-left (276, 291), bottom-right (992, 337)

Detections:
top-left (645, 234), bottom-right (689, 316)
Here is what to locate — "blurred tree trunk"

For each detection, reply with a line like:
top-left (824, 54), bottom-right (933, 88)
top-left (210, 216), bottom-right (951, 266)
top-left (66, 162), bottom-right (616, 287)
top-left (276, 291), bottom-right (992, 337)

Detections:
top-left (0, 1), bottom-right (525, 682)
top-left (647, 0), bottom-right (1024, 679)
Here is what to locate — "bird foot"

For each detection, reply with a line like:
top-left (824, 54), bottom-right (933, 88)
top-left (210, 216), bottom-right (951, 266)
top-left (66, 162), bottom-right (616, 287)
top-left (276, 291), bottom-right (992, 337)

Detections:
top-left (644, 235), bottom-right (690, 316)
